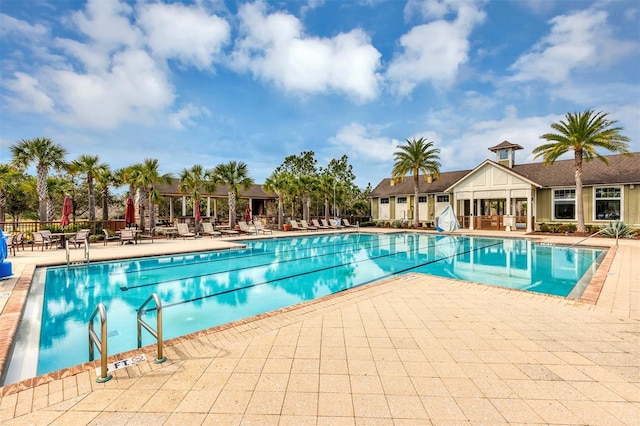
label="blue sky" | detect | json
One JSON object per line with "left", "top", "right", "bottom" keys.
{"left": 1, "top": 0, "right": 639, "bottom": 188}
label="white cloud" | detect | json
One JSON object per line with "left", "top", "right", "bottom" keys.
{"left": 387, "top": 0, "right": 486, "bottom": 95}
{"left": 0, "top": 13, "right": 48, "bottom": 40}
{"left": 230, "top": 1, "right": 382, "bottom": 102}
{"left": 168, "top": 104, "right": 210, "bottom": 129}
{"left": 4, "top": 72, "right": 54, "bottom": 113}
{"left": 329, "top": 123, "right": 400, "bottom": 161}
{"left": 510, "top": 8, "right": 637, "bottom": 84}
{"left": 138, "top": 2, "right": 230, "bottom": 69}
{"left": 70, "top": 0, "right": 142, "bottom": 50}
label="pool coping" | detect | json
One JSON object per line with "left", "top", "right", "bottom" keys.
{"left": 0, "top": 233, "right": 615, "bottom": 396}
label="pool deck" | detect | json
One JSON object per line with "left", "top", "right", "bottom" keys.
{"left": 0, "top": 229, "right": 638, "bottom": 425}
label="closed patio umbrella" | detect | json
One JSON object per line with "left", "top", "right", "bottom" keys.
{"left": 245, "top": 203, "right": 251, "bottom": 223}
{"left": 60, "top": 196, "right": 72, "bottom": 229}
{"left": 125, "top": 198, "right": 135, "bottom": 227}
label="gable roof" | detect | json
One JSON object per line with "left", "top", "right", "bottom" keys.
{"left": 512, "top": 153, "right": 640, "bottom": 187}
{"left": 370, "top": 152, "right": 639, "bottom": 198}
{"left": 445, "top": 159, "right": 542, "bottom": 192}
{"left": 488, "top": 140, "right": 523, "bottom": 152}
{"left": 370, "top": 169, "right": 471, "bottom": 197}
{"left": 156, "top": 179, "right": 276, "bottom": 199}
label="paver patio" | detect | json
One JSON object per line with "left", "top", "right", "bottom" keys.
{"left": 0, "top": 230, "right": 638, "bottom": 425}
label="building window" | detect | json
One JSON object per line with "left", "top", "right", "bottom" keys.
{"left": 418, "top": 196, "right": 427, "bottom": 203}
{"left": 380, "top": 198, "right": 389, "bottom": 204}
{"left": 595, "top": 187, "right": 621, "bottom": 220}
{"left": 553, "top": 189, "right": 575, "bottom": 220}
{"left": 436, "top": 194, "right": 449, "bottom": 203}
{"left": 499, "top": 149, "right": 508, "bottom": 160}
{"left": 397, "top": 197, "right": 407, "bottom": 204}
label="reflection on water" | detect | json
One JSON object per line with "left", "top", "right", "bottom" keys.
{"left": 34, "top": 233, "right": 602, "bottom": 377}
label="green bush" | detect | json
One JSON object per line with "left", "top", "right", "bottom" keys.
{"left": 392, "top": 220, "right": 403, "bottom": 228}
{"left": 539, "top": 223, "right": 549, "bottom": 232}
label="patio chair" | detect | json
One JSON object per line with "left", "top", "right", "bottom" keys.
{"left": 6, "top": 234, "right": 16, "bottom": 256}
{"left": 119, "top": 229, "right": 136, "bottom": 244}
{"left": 40, "top": 230, "right": 61, "bottom": 246}
{"left": 177, "top": 223, "right": 196, "bottom": 239}
{"left": 201, "top": 222, "right": 221, "bottom": 238}
{"left": 13, "top": 232, "right": 25, "bottom": 251}
{"left": 289, "top": 220, "right": 304, "bottom": 231}
{"left": 32, "top": 232, "right": 52, "bottom": 251}
{"left": 238, "top": 221, "right": 256, "bottom": 235}
{"left": 329, "top": 219, "right": 343, "bottom": 229}
{"left": 138, "top": 227, "right": 155, "bottom": 243}
{"left": 342, "top": 219, "right": 357, "bottom": 228}
{"left": 300, "top": 220, "right": 318, "bottom": 231}
{"left": 253, "top": 221, "right": 272, "bottom": 235}
{"left": 312, "top": 219, "right": 329, "bottom": 229}
{"left": 103, "top": 229, "right": 120, "bottom": 245}
{"left": 68, "top": 229, "right": 90, "bottom": 248}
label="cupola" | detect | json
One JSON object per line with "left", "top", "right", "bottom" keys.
{"left": 488, "top": 140, "right": 523, "bottom": 168}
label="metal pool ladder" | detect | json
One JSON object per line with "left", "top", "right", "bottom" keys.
{"left": 88, "top": 303, "right": 112, "bottom": 383}
{"left": 137, "top": 293, "right": 167, "bottom": 364}
{"left": 66, "top": 239, "right": 90, "bottom": 267}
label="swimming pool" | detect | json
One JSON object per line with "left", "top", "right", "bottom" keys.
{"left": 3, "top": 232, "right": 605, "bottom": 384}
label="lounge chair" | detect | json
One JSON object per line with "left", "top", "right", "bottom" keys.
{"left": 201, "top": 222, "right": 222, "bottom": 238}
{"left": 103, "top": 229, "right": 120, "bottom": 245}
{"left": 312, "top": 219, "right": 329, "bottom": 229}
{"left": 238, "top": 221, "right": 256, "bottom": 235}
{"left": 253, "top": 221, "right": 272, "bottom": 235}
{"left": 300, "top": 220, "right": 318, "bottom": 231}
{"left": 177, "top": 223, "right": 196, "bottom": 239}
{"left": 329, "top": 219, "right": 344, "bottom": 229}
{"left": 289, "top": 220, "right": 304, "bottom": 231}
{"left": 322, "top": 219, "right": 338, "bottom": 229}
{"left": 68, "top": 229, "right": 90, "bottom": 248}
{"left": 138, "top": 227, "right": 155, "bottom": 243}
{"left": 32, "top": 231, "right": 52, "bottom": 251}
{"left": 342, "top": 219, "right": 357, "bottom": 227}
{"left": 119, "top": 229, "right": 136, "bottom": 244}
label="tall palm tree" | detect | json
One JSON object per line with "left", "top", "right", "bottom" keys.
{"left": 391, "top": 137, "right": 441, "bottom": 227}
{"left": 10, "top": 137, "right": 67, "bottom": 222}
{"left": 211, "top": 161, "right": 254, "bottom": 228}
{"left": 70, "top": 154, "right": 109, "bottom": 222}
{"left": 94, "top": 167, "right": 116, "bottom": 222}
{"left": 179, "top": 165, "right": 217, "bottom": 233}
{"left": 534, "top": 110, "right": 630, "bottom": 233}
{"left": 132, "top": 159, "right": 173, "bottom": 230}
{"left": 264, "top": 170, "right": 292, "bottom": 230}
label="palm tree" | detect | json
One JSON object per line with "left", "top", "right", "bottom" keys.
{"left": 534, "top": 110, "right": 630, "bottom": 233}
{"left": 391, "top": 137, "right": 441, "bottom": 227}
{"left": 179, "top": 165, "right": 217, "bottom": 233}
{"left": 132, "top": 159, "right": 173, "bottom": 230}
{"left": 94, "top": 167, "right": 116, "bottom": 222}
{"left": 10, "top": 137, "right": 67, "bottom": 222}
{"left": 70, "top": 154, "right": 109, "bottom": 222}
{"left": 211, "top": 161, "right": 254, "bottom": 228}
{"left": 264, "top": 170, "right": 292, "bottom": 230}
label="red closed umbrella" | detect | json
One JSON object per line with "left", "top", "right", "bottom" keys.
{"left": 245, "top": 203, "right": 251, "bottom": 223}
{"left": 60, "top": 196, "right": 72, "bottom": 228}
{"left": 125, "top": 198, "right": 135, "bottom": 227}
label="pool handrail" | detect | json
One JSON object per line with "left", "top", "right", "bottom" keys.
{"left": 137, "top": 293, "right": 167, "bottom": 364}
{"left": 88, "top": 303, "right": 112, "bottom": 383}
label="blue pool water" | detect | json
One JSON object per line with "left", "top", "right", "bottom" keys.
{"left": 10, "top": 233, "right": 605, "bottom": 381}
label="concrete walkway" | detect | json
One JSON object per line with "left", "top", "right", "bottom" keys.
{"left": 0, "top": 230, "right": 638, "bottom": 425}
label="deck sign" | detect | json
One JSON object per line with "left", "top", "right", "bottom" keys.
{"left": 95, "top": 354, "right": 146, "bottom": 376}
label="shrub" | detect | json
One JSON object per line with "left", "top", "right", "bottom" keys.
{"left": 539, "top": 223, "right": 549, "bottom": 232}
{"left": 392, "top": 220, "right": 403, "bottom": 228}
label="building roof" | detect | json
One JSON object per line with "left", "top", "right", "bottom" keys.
{"left": 512, "top": 153, "right": 640, "bottom": 188}
{"left": 156, "top": 179, "right": 277, "bottom": 199}
{"left": 370, "top": 169, "right": 472, "bottom": 197}
{"left": 370, "top": 152, "right": 640, "bottom": 198}
{"left": 488, "top": 140, "right": 523, "bottom": 152}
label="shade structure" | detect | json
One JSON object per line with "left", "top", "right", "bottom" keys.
{"left": 245, "top": 203, "right": 251, "bottom": 223}
{"left": 125, "top": 198, "right": 135, "bottom": 226}
{"left": 60, "top": 196, "right": 72, "bottom": 228}
{"left": 194, "top": 201, "right": 201, "bottom": 222}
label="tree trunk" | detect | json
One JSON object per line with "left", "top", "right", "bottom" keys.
{"left": 228, "top": 191, "right": 236, "bottom": 228}
{"left": 46, "top": 197, "right": 55, "bottom": 222}
{"left": 574, "top": 151, "right": 585, "bottom": 233}
{"left": 37, "top": 164, "right": 48, "bottom": 223}
{"left": 88, "top": 174, "right": 95, "bottom": 221}
{"left": 324, "top": 194, "right": 330, "bottom": 221}
{"left": 102, "top": 189, "right": 109, "bottom": 221}
{"left": 0, "top": 191, "right": 5, "bottom": 223}
{"left": 413, "top": 172, "right": 420, "bottom": 227}
{"left": 278, "top": 195, "right": 283, "bottom": 230}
